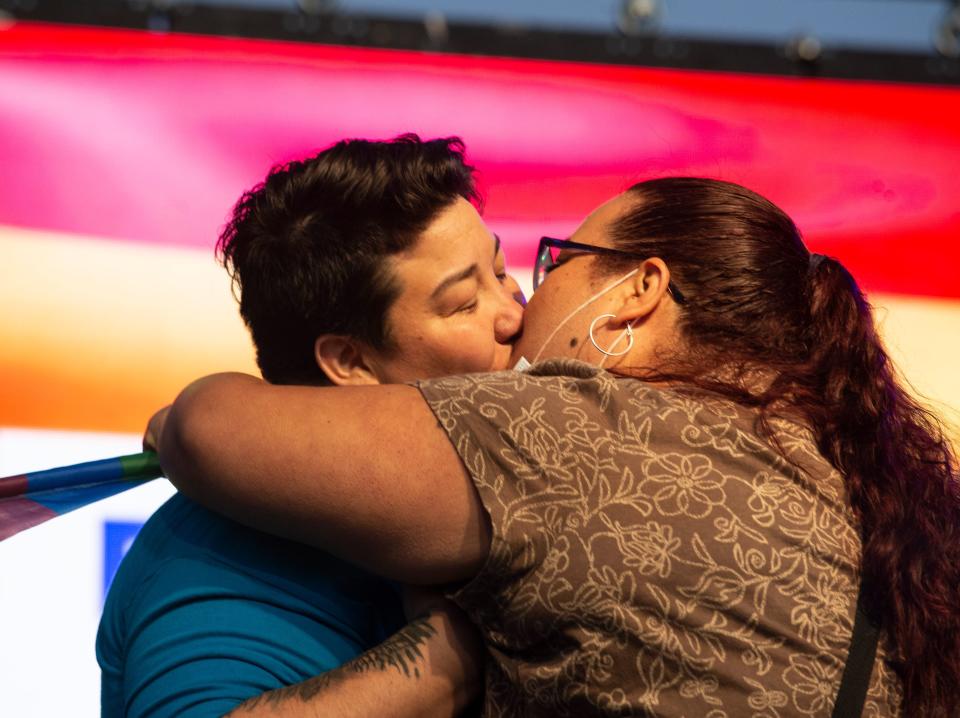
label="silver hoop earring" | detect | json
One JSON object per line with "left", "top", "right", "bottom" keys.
{"left": 589, "top": 313, "right": 634, "bottom": 357}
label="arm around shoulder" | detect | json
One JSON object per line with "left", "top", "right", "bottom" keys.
{"left": 227, "top": 602, "right": 484, "bottom": 718}
{"left": 158, "top": 373, "right": 491, "bottom": 584}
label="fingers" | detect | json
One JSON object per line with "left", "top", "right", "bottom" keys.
{"left": 143, "top": 405, "right": 172, "bottom": 453}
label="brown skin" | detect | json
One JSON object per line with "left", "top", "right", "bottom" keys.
{"left": 143, "top": 199, "right": 525, "bottom": 717}
{"left": 515, "top": 192, "right": 682, "bottom": 369}
{"left": 224, "top": 602, "right": 484, "bottom": 718}
{"left": 153, "top": 376, "right": 488, "bottom": 583}
{"left": 314, "top": 197, "right": 523, "bottom": 386}
{"left": 147, "top": 191, "right": 683, "bottom": 715}
{"left": 149, "top": 190, "right": 682, "bottom": 583}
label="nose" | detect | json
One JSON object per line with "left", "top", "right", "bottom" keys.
{"left": 501, "top": 273, "right": 527, "bottom": 308}
{"left": 495, "top": 274, "right": 525, "bottom": 344}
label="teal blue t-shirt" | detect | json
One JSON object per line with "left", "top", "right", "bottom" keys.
{"left": 97, "top": 492, "right": 404, "bottom": 718}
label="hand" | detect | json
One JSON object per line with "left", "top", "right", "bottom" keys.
{"left": 402, "top": 584, "right": 454, "bottom": 622}
{"left": 401, "top": 584, "right": 485, "bottom": 710}
{"left": 143, "top": 405, "right": 172, "bottom": 453}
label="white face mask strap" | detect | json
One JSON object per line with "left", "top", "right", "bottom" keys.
{"left": 595, "top": 320, "right": 636, "bottom": 368}
{"left": 531, "top": 268, "right": 639, "bottom": 363}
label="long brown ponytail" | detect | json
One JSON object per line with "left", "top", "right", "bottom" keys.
{"left": 803, "top": 257, "right": 960, "bottom": 714}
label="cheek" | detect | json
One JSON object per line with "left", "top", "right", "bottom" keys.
{"left": 434, "top": 324, "right": 499, "bottom": 372}
{"left": 395, "top": 320, "right": 498, "bottom": 378}
{"left": 513, "top": 284, "right": 596, "bottom": 362}
{"left": 517, "top": 287, "right": 565, "bottom": 349}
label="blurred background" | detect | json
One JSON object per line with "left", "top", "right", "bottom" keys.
{"left": 1, "top": 1, "right": 958, "bottom": 714}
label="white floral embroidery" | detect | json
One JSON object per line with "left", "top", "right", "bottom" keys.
{"left": 419, "top": 360, "right": 901, "bottom": 717}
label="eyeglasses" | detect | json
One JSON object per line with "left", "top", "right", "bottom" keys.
{"left": 534, "top": 237, "right": 687, "bottom": 304}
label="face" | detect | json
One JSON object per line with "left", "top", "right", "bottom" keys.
{"left": 511, "top": 192, "right": 636, "bottom": 364}
{"left": 365, "top": 197, "right": 525, "bottom": 383}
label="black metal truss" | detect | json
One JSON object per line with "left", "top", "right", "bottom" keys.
{"left": 2, "top": 0, "right": 957, "bottom": 86}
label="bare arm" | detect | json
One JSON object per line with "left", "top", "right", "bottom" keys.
{"left": 157, "top": 373, "right": 490, "bottom": 584}
{"left": 226, "top": 603, "right": 483, "bottom": 718}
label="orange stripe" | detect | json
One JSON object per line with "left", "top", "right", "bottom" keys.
{"left": 0, "top": 226, "right": 257, "bottom": 432}
{"left": 1, "top": 226, "right": 957, "bottom": 440}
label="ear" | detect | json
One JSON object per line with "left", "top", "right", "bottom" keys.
{"left": 314, "top": 335, "right": 381, "bottom": 386}
{"left": 610, "top": 258, "right": 672, "bottom": 326}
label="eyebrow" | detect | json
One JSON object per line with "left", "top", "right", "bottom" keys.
{"left": 430, "top": 234, "right": 501, "bottom": 302}
{"left": 430, "top": 263, "right": 479, "bottom": 301}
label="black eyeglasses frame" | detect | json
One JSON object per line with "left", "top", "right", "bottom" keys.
{"left": 534, "top": 236, "right": 687, "bottom": 305}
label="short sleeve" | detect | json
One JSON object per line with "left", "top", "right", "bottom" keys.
{"left": 417, "top": 361, "right": 620, "bottom": 637}
{"left": 116, "top": 559, "right": 367, "bottom": 718}
{"left": 416, "top": 361, "right": 890, "bottom": 718}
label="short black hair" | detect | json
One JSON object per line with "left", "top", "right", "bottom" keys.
{"left": 217, "top": 134, "right": 479, "bottom": 384}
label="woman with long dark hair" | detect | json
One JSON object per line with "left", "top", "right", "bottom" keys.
{"left": 595, "top": 178, "right": 960, "bottom": 716}
{"left": 149, "top": 177, "right": 960, "bottom": 716}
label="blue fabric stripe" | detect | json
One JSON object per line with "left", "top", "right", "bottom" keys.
{"left": 25, "top": 457, "right": 127, "bottom": 493}
{"left": 31, "top": 477, "right": 155, "bottom": 514}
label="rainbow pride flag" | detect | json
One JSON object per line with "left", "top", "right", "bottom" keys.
{"left": 0, "top": 452, "right": 163, "bottom": 541}
{"left": 2, "top": 23, "right": 958, "bottom": 440}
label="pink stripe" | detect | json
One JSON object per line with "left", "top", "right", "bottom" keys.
{"left": 0, "top": 497, "right": 58, "bottom": 541}
{"left": 0, "top": 23, "right": 958, "bottom": 298}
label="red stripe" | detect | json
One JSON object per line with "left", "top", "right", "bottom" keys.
{"left": 1, "top": 22, "right": 958, "bottom": 299}
{"left": 0, "top": 475, "right": 28, "bottom": 499}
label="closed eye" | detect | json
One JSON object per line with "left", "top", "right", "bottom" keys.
{"left": 492, "top": 234, "right": 508, "bottom": 283}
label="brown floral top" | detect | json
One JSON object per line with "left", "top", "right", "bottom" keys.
{"left": 418, "top": 360, "right": 902, "bottom": 717}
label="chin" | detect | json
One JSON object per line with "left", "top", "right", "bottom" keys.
{"left": 505, "top": 351, "right": 529, "bottom": 370}
{"left": 489, "top": 349, "right": 517, "bottom": 372}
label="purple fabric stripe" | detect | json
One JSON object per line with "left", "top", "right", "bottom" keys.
{"left": 0, "top": 497, "right": 58, "bottom": 541}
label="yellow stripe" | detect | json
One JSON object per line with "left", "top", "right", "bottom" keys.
{"left": 873, "top": 292, "right": 960, "bottom": 438}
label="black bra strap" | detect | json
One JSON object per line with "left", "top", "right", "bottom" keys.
{"left": 831, "top": 581, "right": 881, "bottom": 717}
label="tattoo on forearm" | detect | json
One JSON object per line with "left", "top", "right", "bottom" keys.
{"left": 350, "top": 616, "right": 437, "bottom": 679}
{"left": 229, "top": 616, "right": 438, "bottom": 714}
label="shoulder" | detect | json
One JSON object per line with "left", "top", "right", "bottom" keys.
{"left": 418, "top": 359, "right": 630, "bottom": 423}
{"left": 99, "top": 499, "right": 405, "bottom": 716}
{"left": 417, "top": 359, "right": 739, "bottom": 442}
{"left": 102, "top": 493, "right": 402, "bottom": 647}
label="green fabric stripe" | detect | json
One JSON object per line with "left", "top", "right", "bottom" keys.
{"left": 118, "top": 452, "right": 163, "bottom": 480}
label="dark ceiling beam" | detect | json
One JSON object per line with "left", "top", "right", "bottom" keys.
{"left": 2, "top": 0, "right": 958, "bottom": 85}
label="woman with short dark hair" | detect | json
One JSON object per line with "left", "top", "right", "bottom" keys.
{"left": 99, "top": 134, "right": 524, "bottom": 718}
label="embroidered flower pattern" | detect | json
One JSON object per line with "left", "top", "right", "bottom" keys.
{"left": 419, "top": 359, "right": 901, "bottom": 717}
{"left": 639, "top": 453, "right": 727, "bottom": 519}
